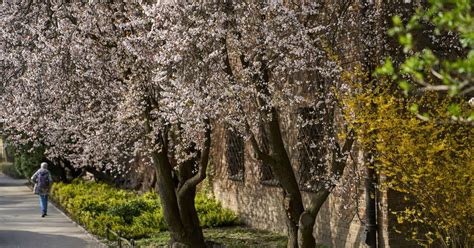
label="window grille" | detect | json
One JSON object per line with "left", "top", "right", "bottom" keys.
{"left": 297, "top": 107, "right": 326, "bottom": 192}
{"left": 258, "top": 126, "right": 279, "bottom": 186}
{"left": 226, "top": 129, "right": 245, "bottom": 181}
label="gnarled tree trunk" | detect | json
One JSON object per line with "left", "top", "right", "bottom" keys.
{"left": 145, "top": 112, "right": 211, "bottom": 247}
{"left": 249, "top": 109, "right": 354, "bottom": 248}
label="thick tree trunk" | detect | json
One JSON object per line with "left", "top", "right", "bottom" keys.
{"left": 151, "top": 150, "right": 208, "bottom": 247}
{"left": 284, "top": 191, "right": 304, "bottom": 248}
{"left": 250, "top": 109, "right": 355, "bottom": 248}
{"left": 268, "top": 114, "right": 307, "bottom": 248}
{"left": 251, "top": 108, "right": 310, "bottom": 248}
{"left": 151, "top": 150, "right": 190, "bottom": 247}
{"left": 177, "top": 189, "right": 206, "bottom": 247}
{"left": 151, "top": 151, "right": 206, "bottom": 247}
{"left": 176, "top": 157, "right": 206, "bottom": 247}
{"left": 298, "top": 211, "right": 317, "bottom": 248}
{"left": 298, "top": 190, "right": 331, "bottom": 248}
{"left": 145, "top": 114, "right": 209, "bottom": 247}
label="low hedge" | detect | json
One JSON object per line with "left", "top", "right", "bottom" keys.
{"left": 51, "top": 179, "right": 238, "bottom": 240}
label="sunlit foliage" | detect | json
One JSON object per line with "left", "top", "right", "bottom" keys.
{"left": 343, "top": 71, "right": 473, "bottom": 247}
{"left": 377, "top": 0, "right": 473, "bottom": 121}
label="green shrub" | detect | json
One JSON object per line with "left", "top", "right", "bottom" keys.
{"left": 133, "top": 208, "right": 166, "bottom": 231}
{"left": 107, "top": 198, "right": 153, "bottom": 224}
{"left": 10, "top": 144, "right": 46, "bottom": 178}
{"left": 195, "top": 194, "right": 238, "bottom": 228}
{"left": 50, "top": 180, "right": 238, "bottom": 240}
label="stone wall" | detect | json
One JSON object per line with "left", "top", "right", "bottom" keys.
{"left": 210, "top": 123, "right": 372, "bottom": 248}
{"left": 210, "top": 124, "right": 417, "bottom": 248}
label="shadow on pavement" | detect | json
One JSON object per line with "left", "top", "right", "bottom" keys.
{"left": 0, "top": 230, "right": 97, "bottom": 248}
{"left": 0, "top": 182, "right": 27, "bottom": 187}
{"left": 0, "top": 196, "right": 22, "bottom": 205}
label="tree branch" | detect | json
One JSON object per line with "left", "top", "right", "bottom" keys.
{"left": 333, "top": 128, "right": 355, "bottom": 174}
{"left": 178, "top": 119, "right": 211, "bottom": 196}
{"left": 246, "top": 122, "right": 275, "bottom": 166}
{"left": 306, "top": 129, "right": 355, "bottom": 216}
{"left": 307, "top": 188, "right": 331, "bottom": 216}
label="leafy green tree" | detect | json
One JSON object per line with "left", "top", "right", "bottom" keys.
{"left": 377, "top": 0, "right": 473, "bottom": 121}
{"left": 9, "top": 143, "right": 45, "bottom": 179}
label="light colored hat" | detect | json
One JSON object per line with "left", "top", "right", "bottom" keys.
{"left": 41, "top": 162, "right": 48, "bottom": 169}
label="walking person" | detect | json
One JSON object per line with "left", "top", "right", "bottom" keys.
{"left": 31, "top": 162, "right": 53, "bottom": 217}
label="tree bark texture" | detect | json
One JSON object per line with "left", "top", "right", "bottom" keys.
{"left": 145, "top": 112, "right": 210, "bottom": 247}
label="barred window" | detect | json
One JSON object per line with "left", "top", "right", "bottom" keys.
{"left": 259, "top": 126, "right": 279, "bottom": 186}
{"left": 297, "top": 107, "right": 325, "bottom": 192}
{"left": 226, "top": 129, "right": 245, "bottom": 181}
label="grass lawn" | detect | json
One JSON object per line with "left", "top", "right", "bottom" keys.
{"left": 136, "top": 226, "right": 288, "bottom": 248}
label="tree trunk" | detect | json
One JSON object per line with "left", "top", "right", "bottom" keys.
{"left": 151, "top": 150, "right": 190, "bottom": 247}
{"left": 262, "top": 108, "right": 310, "bottom": 248}
{"left": 220, "top": 4, "right": 354, "bottom": 245}
{"left": 150, "top": 149, "right": 207, "bottom": 247}
{"left": 270, "top": 125, "right": 307, "bottom": 247}
{"left": 284, "top": 191, "right": 304, "bottom": 248}
{"left": 61, "top": 158, "right": 82, "bottom": 182}
{"left": 177, "top": 157, "right": 206, "bottom": 247}
{"left": 144, "top": 113, "right": 209, "bottom": 247}
{"left": 178, "top": 188, "right": 206, "bottom": 247}
{"left": 298, "top": 190, "right": 331, "bottom": 248}
{"left": 298, "top": 211, "right": 317, "bottom": 248}
{"left": 249, "top": 108, "right": 355, "bottom": 248}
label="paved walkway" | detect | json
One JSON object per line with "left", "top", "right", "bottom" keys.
{"left": 0, "top": 173, "right": 104, "bottom": 248}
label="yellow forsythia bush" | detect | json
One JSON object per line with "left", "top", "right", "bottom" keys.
{"left": 342, "top": 77, "right": 473, "bottom": 247}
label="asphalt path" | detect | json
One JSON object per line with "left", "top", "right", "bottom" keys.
{"left": 0, "top": 173, "right": 103, "bottom": 248}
